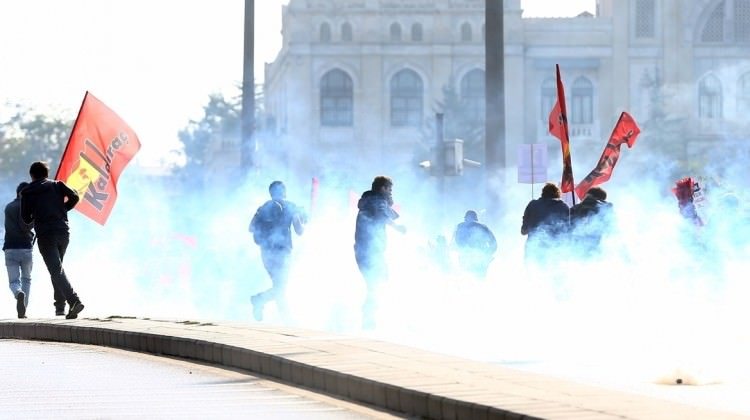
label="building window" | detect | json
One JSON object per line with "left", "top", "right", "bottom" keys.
{"left": 461, "top": 22, "right": 472, "bottom": 42}
{"left": 390, "top": 23, "right": 402, "bottom": 42}
{"left": 571, "top": 77, "right": 593, "bottom": 124}
{"left": 699, "top": 74, "right": 722, "bottom": 119}
{"left": 461, "top": 69, "right": 485, "bottom": 123}
{"left": 701, "top": 1, "right": 725, "bottom": 42}
{"left": 342, "top": 22, "right": 353, "bottom": 42}
{"left": 320, "top": 69, "right": 353, "bottom": 126}
{"left": 738, "top": 72, "right": 750, "bottom": 115}
{"left": 635, "top": 0, "right": 655, "bottom": 38}
{"left": 391, "top": 69, "right": 423, "bottom": 127}
{"left": 411, "top": 23, "right": 423, "bottom": 41}
{"left": 736, "top": 0, "right": 750, "bottom": 42}
{"left": 540, "top": 77, "right": 556, "bottom": 121}
{"left": 320, "top": 23, "right": 331, "bottom": 43}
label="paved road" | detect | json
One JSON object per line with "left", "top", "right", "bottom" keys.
{"left": 0, "top": 339, "right": 401, "bottom": 419}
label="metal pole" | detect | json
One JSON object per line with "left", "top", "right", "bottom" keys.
{"left": 485, "top": 0, "right": 505, "bottom": 210}
{"left": 241, "top": 0, "right": 255, "bottom": 172}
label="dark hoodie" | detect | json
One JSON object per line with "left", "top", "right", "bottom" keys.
{"left": 521, "top": 197, "right": 570, "bottom": 238}
{"left": 354, "top": 190, "right": 398, "bottom": 255}
{"left": 21, "top": 179, "right": 79, "bottom": 237}
{"left": 3, "top": 197, "right": 34, "bottom": 250}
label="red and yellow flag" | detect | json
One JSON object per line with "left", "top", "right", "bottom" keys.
{"left": 548, "top": 64, "right": 575, "bottom": 193}
{"left": 55, "top": 91, "right": 141, "bottom": 225}
{"left": 574, "top": 112, "right": 640, "bottom": 199}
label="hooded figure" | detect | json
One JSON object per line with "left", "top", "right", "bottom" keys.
{"left": 453, "top": 210, "right": 497, "bottom": 278}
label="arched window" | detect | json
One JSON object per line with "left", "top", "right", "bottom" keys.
{"left": 571, "top": 77, "right": 593, "bottom": 124}
{"left": 320, "top": 69, "right": 353, "bottom": 126}
{"left": 699, "top": 74, "right": 722, "bottom": 119}
{"left": 540, "top": 77, "right": 556, "bottom": 121}
{"left": 461, "top": 69, "right": 485, "bottom": 123}
{"left": 342, "top": 22, "right": 353, "bottom": 42}
{"left": 635, "top": 0, "right": 655, "bottom": 38}
{"left": 461, "top": 22, "right": 472, "bottom": 42}
{"left": 411, "top": 23, "right": 423, "bottom": 41}
{"left": 320, "top": 23, "right": 331, "bottom": 43}
{"left": 738, "top": 72, "right": 750, "bottom": 115}
{"left": 390, "top": 23, "right": 402, "bottom": 42}
{"left": 391, "top": 69, "right": 423, "bottom": 127}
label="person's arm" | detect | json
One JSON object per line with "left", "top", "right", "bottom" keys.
{"left": 59, "top": 181, "right": 80, "bottom": 211}
{"left": 20, "top": 194, "right": 33, "bottom": 225}
{"left": 487, "top": 227, "right": 498, "bottom": 254}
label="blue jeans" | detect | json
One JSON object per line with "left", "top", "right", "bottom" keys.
{"left": 5, "top": 248, "right": 32, "bottom": 307}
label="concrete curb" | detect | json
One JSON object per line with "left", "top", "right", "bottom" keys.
{"left": 0, "top": 318, "right": 742, "bottom": 420}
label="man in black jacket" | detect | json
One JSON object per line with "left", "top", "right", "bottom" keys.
{"left": 521, "top": 182, "right": 570, "bottom": 262}
{"left": 354, "top": 175, "right": 405, "bottom": 329}
{"left": 21, "top": 161, "right": 84, "bottom": 319}
{"left": 3, "top": 182, "right": 34, "bottom": 318}
{"left": 453, "top": 210, "right": 497, "bottom": 278}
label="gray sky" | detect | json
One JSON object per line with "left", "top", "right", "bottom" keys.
{"left": 0, "top": 0, "right": 594, "bottom": 166}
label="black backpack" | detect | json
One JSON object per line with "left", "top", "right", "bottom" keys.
{"left": 250, "top": 201, "right": 282, "bottom": 246}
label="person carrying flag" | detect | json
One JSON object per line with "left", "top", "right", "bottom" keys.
{"left": 521, "top": 182, "right": 570, "bottom": 263}
{"left": 569, "top": 186, "right": 614, "bottom": 256}
{"left": 20, "top": 161, "right": 85, "bottom": 319}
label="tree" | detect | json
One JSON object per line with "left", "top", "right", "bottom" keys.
{"left": 0, "top": 104, "right": 72, "bottom": 190}
{"left": 173, "top": 92, "right": 241, "bottom": 186}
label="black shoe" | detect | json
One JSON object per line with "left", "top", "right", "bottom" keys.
{"left": 16, "top": 292, "right": 26, "bottom": 318}
{"left": 250, "top": 295, "right": 263, "bottom": 321}
{"left": 66, "top": 301, "right": 84, "bottom": 319}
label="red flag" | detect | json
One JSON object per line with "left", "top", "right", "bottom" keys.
{"left": 55, "top": 92, "right": 141, "bottom": 225}
{"left": 574, "top": 112, "right": 640, "bottom": 199}
{"left": 548, "top": 64, "right": 575, "bottom": 193}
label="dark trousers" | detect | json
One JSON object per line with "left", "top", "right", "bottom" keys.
{"left": 255, "top": 247, "right": 291, "bottom": 313}
{"left": 36, "top": 232, "right": 78, "bottom": 307}
{"left": 354, "top": 248, "right": 387, "bottom": 325}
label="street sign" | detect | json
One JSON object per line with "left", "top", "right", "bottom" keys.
{"left": 517, "top": 143, "right": 548, "bottom": 184}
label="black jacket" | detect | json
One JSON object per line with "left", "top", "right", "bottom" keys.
{"left": 521, "top": 197, "right": 570, "bottom": 238}
{"left": 21, "top": 179, "right": 79, "bottom": 237}
{"left": 354, "top": 190, "right": 398, "bottom": 255}
{"left": 454, "top": 221, "right": 497, "bottom": 254}
{"left": 3, "top": 198, "right": 34, "bottom": 250}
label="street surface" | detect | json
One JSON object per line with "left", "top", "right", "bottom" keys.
{"left": 0, "top": 339, "right": 401, "bottom": 419}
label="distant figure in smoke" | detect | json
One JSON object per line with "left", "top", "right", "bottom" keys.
{"left": 672, "top": 177, "right": 704, "bottom": 227}
{"left": 354, "top": 175, "right": 406, "bottom": 329}
{"left": 249, "top": 181, "right": 306, "bottom": 322}
{"left": 4, "top": 182, "right": 34, "bottom": 318}
{"left": 21, "top": 161, "right": 84, "bottom": 319}
{"left": 570, "top": 186, "right": 614, "bottom": 256}
{"left": 521, "top": 182, "right": 570, "bottom": 262}
{"left": 453, "top": 210, "right": 497, "bottom": 278}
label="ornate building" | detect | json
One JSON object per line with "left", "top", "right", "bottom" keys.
{"left": 262, "top": 0, "right": 750, "bottom": 193}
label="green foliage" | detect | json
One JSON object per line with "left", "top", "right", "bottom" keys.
{"left": 173, "top": 91, "right": 243, "bottom": 186}
{"left": 0, "top": 104, "right": 72, "bottom": 188}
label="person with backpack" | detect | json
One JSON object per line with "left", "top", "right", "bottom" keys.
{"left": 453, "top": 210, "right": 497, "bottom": 278}
{"left": 248, "top": 181, "right": 306, "bottom": 321}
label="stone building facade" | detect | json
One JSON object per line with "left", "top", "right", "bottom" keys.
{"left": 261, "top": 0, "right": 750, "bottom": 194}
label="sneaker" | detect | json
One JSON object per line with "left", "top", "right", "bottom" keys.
{"left": 66, "top": 301, "right": 84, "bottom": 319}
{"left": 16, "top": 291, "right": 26, "bottom": 319}
{"left": 250, "top": 295, "right": 263, "bottom": 322}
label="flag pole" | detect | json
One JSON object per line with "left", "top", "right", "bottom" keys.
{"left": 54, "top": 91, "right": 90, "bottom": 180}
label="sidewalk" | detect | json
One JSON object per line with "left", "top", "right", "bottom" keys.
{"left": 0, "top": 317, "right": 743, "bottom": 420}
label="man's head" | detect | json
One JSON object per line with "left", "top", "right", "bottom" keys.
{"left": 269, "top": 181, "right": 286, "bottom": 200}
{"left": 29, "top": 161, "right": 49, "bottom": 181}
{"left": 541, "top": 182, "right": 561, "bottom": 199}
{"left": 464, "top": 210, "right": 479, "bottom": 222}
{"left": 16, "top": 182, "right": 29, "bottom": 198}
{"left": 586, "top": 186, "right": 607, "bottom": 201}
{"left": 371, "top": 175, "right": 393, "bottom": 194}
